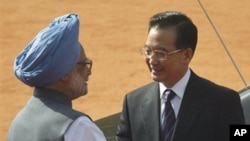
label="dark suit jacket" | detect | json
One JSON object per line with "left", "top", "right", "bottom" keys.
{"left": 116, "top": 71, "right": 245, "bottom": 141}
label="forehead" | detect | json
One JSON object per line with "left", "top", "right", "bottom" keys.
{"left": 78, "top": 47, "right": 87, "bottom": 60}
{"left": 145, "top": 27, "right": 177, "bottom": 50}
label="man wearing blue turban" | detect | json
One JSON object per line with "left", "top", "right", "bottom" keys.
{"left": 8, "top": 14, "right": 106, "bottom": 141}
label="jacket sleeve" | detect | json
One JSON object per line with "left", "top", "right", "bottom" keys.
{"left": 116, "top": 95, "right": 132, "bottom": 141}
{"left": 215, "top": 89, "right": 245, "bottom": 141}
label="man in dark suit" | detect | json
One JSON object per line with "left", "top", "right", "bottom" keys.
{"left": 116, "top": 11, "right": 245, "bottom": 141}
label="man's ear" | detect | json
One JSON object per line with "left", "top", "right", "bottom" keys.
{"left": 183, "top": 48, "right": 193, "bottom": 63}
{"left": 59, "top": 73, "right": 70, "bottom": 83}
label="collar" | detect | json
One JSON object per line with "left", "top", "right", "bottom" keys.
{"left": 33, "top": 87, "right": 72, "bottom": 107}
{"left": 160, "top": 68, "right": 191, "bottom": 99}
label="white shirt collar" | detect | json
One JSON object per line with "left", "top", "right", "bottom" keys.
{"left": 160, "top": 68, "right": 191, "bottom": 99}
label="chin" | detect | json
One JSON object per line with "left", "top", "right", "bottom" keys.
{"left": 81, "top": 86, "right": 88, "bottom": 95}
{"left": 81, "top": 90, "right": 88, "bottom": 96}
{"left": 151, "top": 73, "right": 166, "bottom": 83}
{"left": 151, "top": 74, "right": 160, "bottom": 82}
{"left": 82, "top": 92, "right": 88, "bottom": 96}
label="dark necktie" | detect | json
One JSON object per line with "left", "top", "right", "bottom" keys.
{"left": 161, "top": 89, "right": 176, "bottom": 141}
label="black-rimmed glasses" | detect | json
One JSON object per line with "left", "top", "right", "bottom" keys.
{"left": 77, "top": 58, "right": 92, "bottom": 72}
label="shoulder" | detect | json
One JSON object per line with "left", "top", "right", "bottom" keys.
{"left": 126, "top": 82, "right": 158, "bottom": 97}
{"left": 64, "top": 116, "right": 106, "bottom": 141}
{"left": 121, "top": 82, "right": 159, "bottom": 106}
{"left": 69, "top": 116, "right": 96, "bottom": 128}
{"left": 190, "top": 71, "right": 239, "bottom": 97}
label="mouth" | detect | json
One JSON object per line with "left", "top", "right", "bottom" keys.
{"left": 85, "top": 77, "right": 89, "bottom": 82}
{"left": 82, "top": 80, "right": 88, "bottom": 86}
{"left": 151, "top": 67, "right": 164, "bottom": 75}
{"left": 84, "top": 81, "right": 88, "bottom": 84}
{"left": 151, "top": 66, "right": 162, "bottom": 72}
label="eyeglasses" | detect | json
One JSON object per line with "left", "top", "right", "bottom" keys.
{"left": 140, "top": 47, "right": 184, "bottom": 61}
{"left": 77, "top": 58, "right": 92, "bottom": 72}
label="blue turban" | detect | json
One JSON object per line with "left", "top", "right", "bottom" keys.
{"left": 14, "top": 14, "right": 81, "bottom": 87}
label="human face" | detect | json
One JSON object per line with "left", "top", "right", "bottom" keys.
{"left": 68, "top": 49, "right": 92, "bottom": 99}
{"left": 145, "top": 27, "right": 187, "bottom": 87}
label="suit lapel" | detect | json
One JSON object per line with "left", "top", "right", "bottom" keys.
{"left": 172, "top": 71, "right": 206, "bottom": 141}
{"left": 140, "top": 82, "right": 161, "bottom": 141}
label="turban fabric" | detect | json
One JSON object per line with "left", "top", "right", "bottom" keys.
{"left": 14, "top": 14, "right": 81, "bottom": 87}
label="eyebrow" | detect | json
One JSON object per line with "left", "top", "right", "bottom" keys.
{"left": 144, "top": 44, "right": 169, "bottom": 51}
{"left": 77, "top": 57, "right": 87, "bottom": 63}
